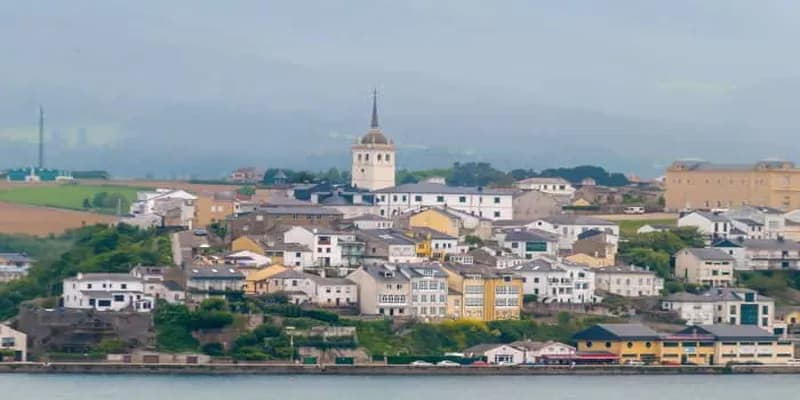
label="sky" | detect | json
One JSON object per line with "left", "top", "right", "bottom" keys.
{"left": 2, "top": 1, "right": 800, "bottom": 178}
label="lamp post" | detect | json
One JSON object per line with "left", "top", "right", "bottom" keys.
{"left": 285, "top": 326, "right": 296, "bottom": 363}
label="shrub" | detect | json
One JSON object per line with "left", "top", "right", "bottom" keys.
{"left": 201, "top": 342, "right": 225, "bottom": 357}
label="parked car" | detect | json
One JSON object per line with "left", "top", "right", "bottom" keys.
{"left": 436, "top": 360, "right": 461, "bottom": 367}
{"left": 410, "top": 360, "right": 434, "bottom": 366}
{"left": 784, "top": 359, "right": 800, "bottom": 366}
{"left": 469, "top": 361, "right": 489, "bottom": 367}
{"left": 624, "top": 360, "right": 645, "bottom": 366}
{"left": 496, "top": 361, "right": 517, "bottom": 366}
{"left": 623, "top": 206, "right": 645, "bottom": 214}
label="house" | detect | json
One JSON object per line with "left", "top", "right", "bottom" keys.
{"left": 62, "top": 273, "right": 155, "bottom": 312}
{"left": 144, "top": 280, "right": 185, "bottom": 305}
{"left": 511, "top": 258, "right": 596, "bottom": 304}
{"left": 263, "top": 243, "right": 315, "bottom": 269}
{"left": 245, "top": 264, "right": 289, "bottom": 295}
{"left": 129, "top": 189, "right": 197, "bottom": 229}
{"left": 372, "top": 182, "right": 514, "bottom": 220}
{"left": 512, "top": 190, "right": 570, "bottom": 221}
{"left": 511, "top": 340, "right": 576, "bottom": 364}
{"left": 514, "top": 177, "right": 576, "bottom": 196}
{"left": 466, "top": 246, "right": 528, "bottom": 269}
{"left": 283, "top": 226, "right": 344, "bottom": 267}
{"left": 593, "top": 265, "right": 664, "bottom": 297}
{"left": 265, "top": 270, "right": 358, "bottom": 307}
{"left": 463, "top": 343, "right": 526, "bottom": 365}
{"left": 229, "top": 167, "right": 263, "bottom": 183}
{"left": 347, "top": 264, "right": 410, "bottom": 317}
{"left": 674, "top": 325, "right": 793, "bottom": 365}
{"left": 356, "top": 229, "right": 421, "bottom": 264}
{"left": 408, "top": 227, "right": 462, "bottom": 260}
{"left": 227, "top": 206, "right": 344, "bottom": 239}
{"left": 0, "top": 324, "right": 26, "bottom": 361}
{"left": 674, "top": 248, "right": 735, "bottom": 287}
{"left": 0, "top": 253, "right": 34, "bottom": 283}
{"left": 223, "top": 250, "right": 272, "bottom": 268}
{"left": 342, "top": 213, "right": 393, "bottom": 230}
{"left": 405, "top": 207, "right": 494, "bottom": 239}
{"left": 442, "top": 263, "right": 523, "bottom": 321}
{"left": 712, "top": 238, "right": 800, "bottom": 270}
{"left": 195, "top": 191, "right": 239, "bottom": 228}
{"left": 662, "top": 288, "right": 774, "bottom": 329}
{"left": 185, "top": 266, "right": 245, "bottom": 301}
{"left": 529, "top": 215, "right": 619, "bottom": 251}
{"left": 660, "top": 292, "right": 717, "bottom": 325}
{"left": 495, "top": 229, "right": 559, "bottom": 259}
{"left": 573, "top": 323, "right": 662, "bottom": 364}
{"left": 570, "top": 230, "right": 617, "bottom": 267}
{"left": 678, "top": 211, "right": 731, "bottom": 240}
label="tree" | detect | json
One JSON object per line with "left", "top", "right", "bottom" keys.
{"left": 82, "top": 198, "right": 91, "bottom": 208}
{"left": 464, "top": 235, "right": 483, "bottom": 248}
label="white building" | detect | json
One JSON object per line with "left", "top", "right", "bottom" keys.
{"left": 514, "top": 177, "right": 576, "bottom": 196}
{"left": 0, "top": 253, "right": 33, "bottom": 283}
{"left": 347, "top": 264, "right": 410, "bottom": 317}
{"left": 528, "top": 215, "right": 619, "bottom": 251}
{"left": 223, "top": 250, "right": 272, "bottom": 268}
{"left": 356, "top": 229, "right": 421, "bottom": 264}
{"left": 712, "top": 238, "right": 800, "bottom": 270}
{"left": 511, "top": 340, "right": 576, "bottom": 364}
{"left": 662, "top": 288, "right": 775, "bottom": 329}
{"left": 724, "top": 206, "right": 786, "bottom": 239}
{"left": 283, "top": 226, "right": 344, "bottom": 267}
{"left": 495, "top": 229, "right": 559, "bottom": 259}
{"left": 185, "top": 266, "right": 245, "bottom": 301}
{"left": 512, "top": 258, "right": 596, "bottom": 304}
{"left": 463, "top": 343, "right": 526, "bottom": 365}
{"left": 351, "top": 91, "right": 396, "bottom": 191}
{"left": 342, "top": 214, "right": 393, "bottom": 230}
{"left": 373, "top": 182, "right": 514, "bottom": 221}
{"left": 129, "top": 189, "right": 197, "bottom": 229}
{"left": 594, "top": 265, "right": 664, "bottom": 297}
{"left": 62, "top": 273, "right": 154, "bottom": 312}
{"left": 267, "top": 270, "right": 358, "bottom": 307}
{"left": 0, "top": 323, "right": 26, "bottom": 361}
{"left": 678, "top": 211, "right": 731, "bottom": 240}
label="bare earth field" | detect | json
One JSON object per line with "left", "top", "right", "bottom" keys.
{"left": 0, "top": 202, "right": 118, "bottom": 236}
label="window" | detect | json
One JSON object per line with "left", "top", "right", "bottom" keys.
{"left": 459, "top": 196, "right": 466, "bottom": 203}
{"left": 386, "top": 154, "right": 391, "bottom": 162}
{"left": 98, "top": 300, "right": 112, "bottom": 307}
{"left": 494, "top": 211, "right": 501, "bottom": 218}
{"left": 113, "top": 295, "right": 125, "bottom": 302}
{"left": 121, "top": 283, "right": 127, "bottom": 290}
{"left": 436, "top": 196, "right": 445, "bottom": 202}
{"left": 377, "top": 154, "right": 382, "bottom": 161}
{"left": 494, "top": 197, "right": 500, "bottom": 204}
{"left": 87, "top": 283, "right": 93, "bottom": 289}
{"left": 365, "top": 154, "right": 369, "bottom": 161}
{"left": 414, "top": 195, "right": 422, "bottom": 202}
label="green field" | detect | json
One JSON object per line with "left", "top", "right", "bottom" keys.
{"left": 0, "top": 184, "right": 141, "bottom": 213}
{"left": 619, "top": 218, "right": 676, "bottom": 237}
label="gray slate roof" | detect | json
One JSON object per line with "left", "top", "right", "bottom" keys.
{"left": 504, "top": 229, "right": 558, "bottom": 242}
{"left": 259, "top": 206, "right": 343, "bottom": 216}
{"left": 373, "top": 182, "right": 510, "bottom": 195}
{"left": 186, "top": 266, "right": 245, "bottom": 280}
{"left": 683, "top": 248, "right": 735, "bottom": 261}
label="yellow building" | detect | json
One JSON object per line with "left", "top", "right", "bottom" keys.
{"left": 665, "top": 160, "right": 800, "bottom": 211}
{"left": 442, "top": 263, "right": 522, "bottom": 321}
{"left": 244, "top": 264, "right": 288, "bottom": 295}
{"left": 231, "top": 236, "right": 266, "bottom": 255}
{"left": 408, "top": 208, "right": 460, "bottom": 238}
{"left": 195, "top": 192, "right": 237, "bottom": 228}
{"left": 565, "top": 253, "right": 611, "bottom": 268}
{"left": 573, "top": 324, "right": 662, "bottom": 364}
{"left": 574, "top": 324, "right": 795, "bottom": 365}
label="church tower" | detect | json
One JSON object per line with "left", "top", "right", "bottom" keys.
{"left": 351, "top": 90, "right": 396, "bottom": 191}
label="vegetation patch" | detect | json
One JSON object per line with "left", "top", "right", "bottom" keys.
{"left": 0, "top": 184, "right": 141, "bottom": 214}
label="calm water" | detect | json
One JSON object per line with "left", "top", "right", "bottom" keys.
{"left": 1, "top": 374, "right": 798, "bottom": 399}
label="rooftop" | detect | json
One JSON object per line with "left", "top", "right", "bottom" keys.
{"left": 503, "top": 229, "right": 558, "bottom": 242}
{"left": 356, "top": 229, "right": 417, "bottom": 246}
{"left": 373, "top": 182, "right": 511, "bottom": 196}
{"left": 186, "top": 266, "right": 245, "bottom": 280}
{"left": 573, "top": 324, "right": 661, "bottom": 341}
{"left": 682, "top": 248, "right": 736, "bottom": 261}
{"left": 678, "top": 325, "right": 776, "bottom": 341}
{"left": 539, "top": 215, "right": 617, "bottom": 226}
{"left": 259, "top": 206, "right": 343, "bottom": 216}
{"left": 65, "top": 273, "right": 140, "bottom": 282}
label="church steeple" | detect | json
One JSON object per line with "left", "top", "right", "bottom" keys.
{"left": 370, "top": 89, "right": 379, "bottom": 128}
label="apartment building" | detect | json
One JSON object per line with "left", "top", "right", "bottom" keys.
{"left": 594, "top": 266, "right": 664, "bottom": 297}
{"left": 443, "top": 263, "right": 523, "bottom": 321}
{"left": 662, "top": 288, "right": 774, "bottom": 329}
{"left": 664, "top": 160, "right": 800, "bottom": 212}
{"left": 512, "top": 258, "right": 596, "bottom": 304}
{"left": 62, "top": 273, "right": 154, "bottom": 312}
{"left": 674, "top": 248, "right": 735, "bottom": 287}
{"left": 372, "top": 182, "right": 514, "bottom": 220}
{"left": 713, "top": 238, "right": 800, "bottom": 270}
{"left": 347, "top": 264, "right": 410, "bottom": 317}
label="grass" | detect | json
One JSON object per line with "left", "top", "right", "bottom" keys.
{"left": 619, "top": 218, "right": 676, "bottom": 237}
{"left": 0, "top": 184, "right": 141, "bottom": 213}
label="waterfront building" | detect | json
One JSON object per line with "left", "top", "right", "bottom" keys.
{"left": 0, "top": 323, "right": 26, "bottom": 361}
{"left": 62, "top": 273, "right": 154, "bottom": 312}
{"left": 573, "top": 323, "right": 662, "bottom": 364}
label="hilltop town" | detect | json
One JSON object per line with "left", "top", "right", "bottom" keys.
{"left": 3, "top": 96, "right": 800, "bottom": 369}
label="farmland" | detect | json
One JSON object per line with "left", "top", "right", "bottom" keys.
{"left": 0, "top": 202, "right": 118, "bottom": 236}
{"left": 0, "top": 183, "right": 141, "bottom": 212}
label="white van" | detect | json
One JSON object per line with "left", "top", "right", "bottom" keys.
{"left": 623, "top": 206, "right": 645, "bottom": 214}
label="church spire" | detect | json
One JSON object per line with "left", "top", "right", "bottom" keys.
{"left": 370, "top": 89, "right": 379, "bottom": 128}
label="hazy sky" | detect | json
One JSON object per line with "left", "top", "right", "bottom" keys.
{"left": 2, "top": 1, "right": 800, "bottom": 178}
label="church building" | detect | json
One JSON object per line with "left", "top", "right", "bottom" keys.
{"left": 351, "top": 91, "right": 396, "bottom": 191}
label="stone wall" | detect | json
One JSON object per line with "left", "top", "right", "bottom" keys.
{"left": 16, "top": 304, "right": 154, "bottom": 357}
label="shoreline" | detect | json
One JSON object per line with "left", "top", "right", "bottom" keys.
{"left": 2, "top": 362, "right": 800, "bottom": 376}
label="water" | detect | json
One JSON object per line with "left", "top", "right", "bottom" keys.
{"left": 1, "top": 374, "right": 798, "bottom": 399}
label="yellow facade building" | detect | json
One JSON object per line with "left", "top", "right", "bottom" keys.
{"left": 442, "top": 263, "right": 522, "bottom": 321}
{"left": 408, "top": 208, "right": 460, "bottom": 238}
{"left": 231, "top": 236, "right": 265, "bottom": 255}
{"left": 244, "top": 264, "right": 288, "bottom": 295}
{"left": 574, "top": 324, "right": 662, "bottom": 364}
{"left": 665, "top": 160, "right": 800, "bottom": 211}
